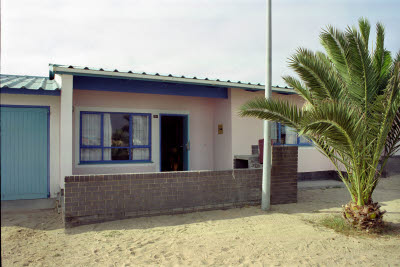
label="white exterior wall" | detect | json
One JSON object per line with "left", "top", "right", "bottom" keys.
{"left": 72, "top": 89, "right": 215, "bottom": 175}
{"left": 0, "top": 93, "right": 61, "bottom": 197}
{"left": 58, "top": 74, "right": 74, "bottom": 189}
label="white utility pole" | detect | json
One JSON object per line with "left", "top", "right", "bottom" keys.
{"left": 262, "top": 0, "right": 272, "bottom": 211}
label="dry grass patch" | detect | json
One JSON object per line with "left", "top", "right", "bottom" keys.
{"left": 310, "top": 215, "right": 400, "bottom": 238}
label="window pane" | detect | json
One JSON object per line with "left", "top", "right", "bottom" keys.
{"left": 104, "top": 148, "right": 129, "bottom": 160}
{"left": 279, "top": 124, "right": 286, "bottom": 144}
{"left": 81, "top": 149, "right": 102, "bottom": 161}
{"left": 285, "top": 126, "right": 298, "bottom": 144}
{"left": 104, "top": 113, "right": 130, "bottom": 147}
{"left": 131, "top": 148, "right": 150, "bottom": 160}
{"left": 82, "top": 114, "right": 101, "bottom": 146}
{"left": 132, "top": 115, "right": 149, "bottom": 145}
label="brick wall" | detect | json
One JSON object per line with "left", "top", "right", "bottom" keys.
{"left": 271, "top": 146, "right": 298, "bottom": 204}
{"left": 64, "top": 146, "right": 297, "bottom": 227}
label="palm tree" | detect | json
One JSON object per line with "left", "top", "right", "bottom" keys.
{"left": 240, "top": 18, "right": 400, "bottom": 230}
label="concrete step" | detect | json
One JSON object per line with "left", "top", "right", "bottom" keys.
{"left": 1, "top": 198, "right": 56, "bottom": 213}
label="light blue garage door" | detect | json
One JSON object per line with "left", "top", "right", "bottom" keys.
{"left": 1, "top": 106, "right": 49, "bottom": 200}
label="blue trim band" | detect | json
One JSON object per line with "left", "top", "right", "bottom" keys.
{"left": 101, "top": 113, "right": 104, "bottom": 161}
{"left": 80, "top": 160, "right": 153, "bottom": 165}
{"left": 47, "top": 107, "right": 50, "bottom": 197}
{"left": 0, "top": 104, "right": 51, "bottom": 108}
{"left": 73, "top": 75, "right": 228, "bottom": 99}
{"left": 1, "top": 88, "right": 60, "bottom": 96}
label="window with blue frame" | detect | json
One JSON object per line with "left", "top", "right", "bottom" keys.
{"left": 271, "top": 122, "right": 312, "bottom": 146}
{"left": 80, "top": 111, "right": 151, "bottom": 163}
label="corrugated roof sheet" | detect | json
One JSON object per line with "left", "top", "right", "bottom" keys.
{"left": 50, "top": 64, "right": 295, "bottom": 93}
{"left": 0, "top": 74, "right": 60, "bottom": 91}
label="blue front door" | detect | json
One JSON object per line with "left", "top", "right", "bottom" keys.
{"left": 1, "top": 106, "right": 49, "bottom": 200}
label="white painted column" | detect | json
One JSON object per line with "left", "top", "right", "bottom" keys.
{"left": 57, "top": 74, "right": 73, "bottom": 189}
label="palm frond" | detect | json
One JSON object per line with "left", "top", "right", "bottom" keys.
{"left": 383, "top": 62, "right": 400, "bottom": 157}
{"left": 358, "top": 17, "right": 370, "bottom": 49}
{"left": 300, "top": 102, "right": 360, "bottom": 158}
{"left": 282, "top": 76, "right": 314, "bottom": 105}
{"left": 320, "top": 26, "right": 351, "bottom": 83}
{"left": 288, "top": 48, "right": 342, "bottom": 101}
{"left": 385, "top": 107, "right": 400, "bottom": 156}
{"left": 373, "top": 22, "right": 392, "bottom": 92}
{"left": 239, "top": 97, "right": 302, "bottom": 130}
{"left": 240, "top": 18, "right": 398, "bottom": 207}
{"left": 391, "top": 51, "right": 400, "bottom": 73}
{"left": 344, "top": 26, "right": 378, "bottom": 113}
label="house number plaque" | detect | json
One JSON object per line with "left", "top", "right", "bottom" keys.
{"left": 218, "top": 124, "right": 223, "bottom": 134}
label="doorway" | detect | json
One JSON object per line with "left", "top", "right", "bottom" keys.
{"left": 160, "top": 114, "right": 189, "bottom": 172}
{"left": 1, "top": 106, "right": 49, "bottom": 200}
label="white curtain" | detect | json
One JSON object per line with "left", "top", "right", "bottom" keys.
{"left": 81, "top": 114, "right": 102, "bottom": 161}
{"left": 103, "top": 114, "right": 112, "bottom": 160}
{"left": 132, "top": 115, "right": 149, "bottom": 160}
{"left": 286, "top": 126, "right": 298, "bottom": 144}
{"left": 81, "top": 149, "right": 102, "bottom": 161}
{"left": 132, "top": 148, "right": 150, "bottom": 160}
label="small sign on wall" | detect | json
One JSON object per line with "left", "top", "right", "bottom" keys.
{"left": 218, "top": 124, "right": 223, "bottom": 134}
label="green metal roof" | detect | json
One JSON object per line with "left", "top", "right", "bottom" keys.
{"left": 0, "top": 74, "right": 60, "bottom": 91}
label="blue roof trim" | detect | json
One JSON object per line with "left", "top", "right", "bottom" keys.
{"left": 51, "top": 64, "right": 298, "bottom": 95}
{"left": 74, "top": 75, "right": 228, "bottom": 99}
{"left": 54, "top": 70, "right": 297, "bottom": 95}
{"left": 56, "top": 71, "right": 249, "bottom": 91}
{"left": 0, "top": 88, "right": 61, "bottom": 96}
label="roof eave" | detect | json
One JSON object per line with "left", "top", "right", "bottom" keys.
{"left": 50, "top": 65, "right": 296, "bottom": 94}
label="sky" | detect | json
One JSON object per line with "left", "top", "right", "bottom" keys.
{"left": 1, "top": 0, "right": 399, "bottom": 86}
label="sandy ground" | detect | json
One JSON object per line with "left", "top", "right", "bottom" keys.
{"left": 1, "top": 175, "right": 400, "bottom": 267}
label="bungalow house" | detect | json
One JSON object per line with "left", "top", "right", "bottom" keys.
{"left": 0, "top": 64, "right": 335, "bottom": 201}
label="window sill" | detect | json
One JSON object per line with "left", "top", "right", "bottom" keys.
{"left": 273, "top": 143, "right": 313, "bottom": 147}
{"left": 79, "top": 160, "right": 153, "bottom": 165}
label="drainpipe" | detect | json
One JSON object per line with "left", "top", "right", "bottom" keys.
{"left": 262, "top": 0, "right": 272, "bottom": 211}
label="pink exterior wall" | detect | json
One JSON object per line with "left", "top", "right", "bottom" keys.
{"left": 71, "top": 86, "right": 336, "bottom": 175}
{"left": 213, "top": 89, "right": 233, "bottom": 170}
{"left": 298, "top": 147, "right": 336, "bottom": 172}
{"left": 72, "top": 90, "right": 216, "bottom": 175}
{"left": 230, "top": 89, "right": 265, "bottom": 157}
{"left": 230, "top": 90, "right": 305, "bottom": 157}
{"left": 229, "top": 89, "right": 335, "bottom": 173}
